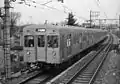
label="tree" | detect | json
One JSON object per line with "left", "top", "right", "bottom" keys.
{"left": 10, "top": 12, "right": 21, "bottom": 37}
{"left": 66, "top": 12, "right": 77, "bottom": 26}
{"left": 0, "top": 9, "right": 21, "bottom": 37}
{"left": 10, "top": 12, "right": 21, "bottom": 27}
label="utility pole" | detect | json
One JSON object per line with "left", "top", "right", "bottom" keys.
{"left": 90, "top": 10, "right": 92, "bottom": 28}
{"left": 119, "top": 15, "right": 120, "bottom": 30}
{"left": 99, "top": 19, "right": 101, "bottom": 29}
{"left": 4, "top": 0, "right": 11, "bottom": 79}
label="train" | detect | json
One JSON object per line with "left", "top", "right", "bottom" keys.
{"left": 22, "top": 24, "right": 108, "bottom": 67}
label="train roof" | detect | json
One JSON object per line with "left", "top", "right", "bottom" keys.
{"left": 23, "top": 24, "right": 107, "bottom": 32}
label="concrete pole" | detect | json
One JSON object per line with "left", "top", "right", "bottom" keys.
{"left": 4, "top": 0, "right": 11, "bottom": 79}
{"left": 119, "top": 15, "right": 120, "bottom": 30}
{"left": 90, "top": 10, "right": 92, "bottom": 28}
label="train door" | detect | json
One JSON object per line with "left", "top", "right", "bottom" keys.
{"left": 79, "top": 33, "right": 82, "bottom": 49}
{"left": 47, "top": 35, "right": 59, "bottom": 63}
{"left": 87, "top": 32, "right": 89, "bottom": 45}
{"left": 60, "top": 34, "right": 65, "bottom": 60}
{"left": 85, "top": 31, "right": 88, "bottom": 48}
{"left": 24, "top": 35, "right": 36, "bottom": 62}
{"left": 72, "top": 31, "right": 76, "bottom": 55}
{"left": 82, "top": 31, "right": 87, "bottom": 49}
{"left": 67, "top": 34, "right": 72, "bottom": 57}
{"left": 37, "top": 35, "right": 46, "bottom": 62}
{"left": 89, "top": 32, "right": 93, "bottom": 45}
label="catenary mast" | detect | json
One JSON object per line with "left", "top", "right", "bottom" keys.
{"left": 4, "top": 0, "right": 11, "bottom": 79}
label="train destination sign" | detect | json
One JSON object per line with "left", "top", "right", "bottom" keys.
{"left": 36, "top": 28, "right": 46, "bottom": 32}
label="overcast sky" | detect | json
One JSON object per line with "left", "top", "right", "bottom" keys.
{"left": 0, "top": 0, "right": 120, "bottom": 25}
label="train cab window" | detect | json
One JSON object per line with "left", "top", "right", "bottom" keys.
{"left": 24, "top": 35, "right": 34, "bottom": 47}
{"left": 47, "top": 35, "right": 58, "bottom": 48}
{"left": 38, "top": 35, "right": 45, "bottom": 47}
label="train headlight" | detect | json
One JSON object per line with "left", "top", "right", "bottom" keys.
{"left": 27, "top": 51, "right": 30, "bottom": 55}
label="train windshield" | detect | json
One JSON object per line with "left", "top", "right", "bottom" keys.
{"left": 38, "top": 35, "right": 45, "bottom": 47}
{"left": 47, "top": 35, "right": 58, "bottom": 48}
{"left": 24, "top": 35, "right": 34, "bottom": 47}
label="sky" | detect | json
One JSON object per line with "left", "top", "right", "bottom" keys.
{"left": 0, "top": 0, "right": 120, "bottom": 25}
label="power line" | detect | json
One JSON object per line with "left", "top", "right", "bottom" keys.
{"left": 12, "top": 0, "right": 87, "bottom": 21}
{"left": 16, "top": 0, "right": 65, "bottom": 12}
{"left": 93, "top": 0, "right": 108, "bottom": 19}
{"left": 26, "top": 0, "right": 52, "bottom": 5}
{"left": 40, "top": 0, "right": 52, "bottom": 5}
{"left": 13, "top": 1, "right": 45, "bottom": 9}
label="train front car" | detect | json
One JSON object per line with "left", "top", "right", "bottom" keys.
{"left": 23, "top": 24, "right": 60, "bottom": 67}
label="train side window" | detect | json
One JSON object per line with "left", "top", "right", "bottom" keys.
{"left": 67, "top": 34, "right": 71, "bottom": 47}
{"left": 47, "top": 35, "right": 58, "bottom": 48}
{"left": 73, "top": 32, "right": 75, "bottom": 44}
{"left": 24, "top": 35, "right": 34, "bottom": 47}
{"left": 38, "top": 35, "right": 45, "bottom": 47}
{"left": 75, "top": 33, "right": 77, "bottom": 43}
{"left": 79, "top": 33, "right": 82, "bottom": 43}
{"left": 82, "top": 34, "right": 87, "bottom": 41}
{"left": 77, "top": 32, "right": 79, "bottom": 43}
{"left": 61, "top": 35, "right": 65, "bottom": 48}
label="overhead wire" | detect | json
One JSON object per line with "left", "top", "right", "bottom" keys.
{"left": 94, "top": 0, "right": 108, "bottom": 19}
{"left": 12, "top": 0, "right": 87, "bottom": 22}
{"left": 12, "top": 0, "right": 65, "bottom": 13}
{"left": 25, "top": 0, "right": 68, "bottom": 13}
{"left": 26, "top": 0, "right": 52, "bottom": 5}
{"left": 12, "top": 1, "right": 45, "bottom": 10}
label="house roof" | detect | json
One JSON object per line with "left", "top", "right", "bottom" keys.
{"left": 10, "top": 46, "right": 23, "bottom": 50}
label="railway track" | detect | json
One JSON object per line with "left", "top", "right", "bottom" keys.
{"left": 17, "top": 49, "right": 103, "bottom": 84}
{"left": 69, "top": 45, "right": 111, "bottom": 84}
{"left": 48, "top": 35, "right": 113, "bottom": 84}
{"left": 17, "top": 35, "right": 110, "bottom": 84}
{"left": 23, "top": 72, "right": 51, "bottom": 84}
{"left": 17, "top": 68, "right": 59, "bottom": 84}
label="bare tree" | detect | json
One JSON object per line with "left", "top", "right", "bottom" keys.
{"left": 10, "top": 12, "right": 21, "bottom": 37}
{"left": 10, "top": 12, "right": 21, "bottom": 26}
